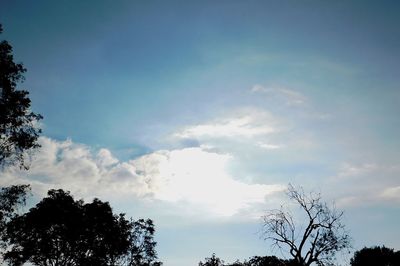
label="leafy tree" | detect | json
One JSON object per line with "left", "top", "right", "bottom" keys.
{"left": 122, "top": 218, "right": 162, "bottom": 266}
{"left": 224, "top": 256, "right": 294, "bottom": 266}
{"left": 245, "top": 255, "right": 290, "bottom": 266}
{"left": 199, "top": 253, "right": 224, "bottom": 266}
{"left": 0, "top": 185, "right": 30, "bottom": 230}
{"left": 4, "top": 189, "right": 86, "bottom": 265}
{"left": 0, "top": 184, "right": 30, "bottom": 261}
{"left": 79, "top": 198, "right": 132, "bottom": 266}
{"left": 350, "top": 246, "right": 400, "bottom": 266}
{"left": 199, "top": 255, "right": 294, "bottom": 266}
{"left": 0, "top": 24, "right": 42, "bottom": 169}
{"left": 3, "top": 189, "right": 162, "bottom": 266}
{"left": 226, "top": 259, "right": 245, "bottom": 266}
{"left": 262, "top": 184, "right": 351, "bottom": 266}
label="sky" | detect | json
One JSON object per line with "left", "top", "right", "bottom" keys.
{"left": 1, "top": 0, "right": 400, "bottom": 265}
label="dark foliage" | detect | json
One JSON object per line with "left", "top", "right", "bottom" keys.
{"left": 350, "top": 246, "right": 400, "bottom": 266}
{"left": 199, "top": 254, "right": 296, "bottom": 266}
{"left": 199, "top": 253, "right": 224, "bottom": 266}
{"left": 0, "top": 184, "right": 30, "bottom": 251}
{"left": 0, "top": 24, "right": 42, "bottom": 169}
{"left": 262, "top": 184, "right": 351, "bottom": 266}
{"left": 3, "top": 189, "right": 162, "bottom": 266}
{"left": 123, "top": 218, "right": 161, "bottom": 266}
{"left": 0, "top": 185, "right": 30, "bottom": 223}
{"left": 244, "top": 255, "right": 292, "bottom": 266}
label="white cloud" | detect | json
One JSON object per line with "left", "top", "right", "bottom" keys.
{"left": 337, "top": 163, "right": 378, "bottom": 178}
{"left": 96, "top": 148, "right": 119, "bottom": 168}
{"left": 250, "top": 84, "right": 307, "bottom": 106}
{"left": 336, "top": 185, "right": 400, "bottom": 208}
{"left": 380, "top": 186, "right": 400, "bottom": 202}
{"left": 175, "top": 109, "right": 279, "bottom": 139}
{"left": 330, "top": 162, "right": 400, "bottom": 207}
{"left": 0, "top": 137, "right": 150, "bottom": 199}
{"left": 134, "top": 148, "right": 284, "bottom": 216}
{"left": 1, "top": 137, "right": 284, "bottom": 217}
{"left": 250, "top": 84, "right": 268, "bottom": 93}
{"left": 257, "top": 142, "right": 282, "bottom": 150}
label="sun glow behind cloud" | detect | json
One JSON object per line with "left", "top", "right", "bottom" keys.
{"left": 1, "top": 137, "right": 284, "bottom": 217}
{"left": 136, "top": 148, "right": 283, "bottom": 216}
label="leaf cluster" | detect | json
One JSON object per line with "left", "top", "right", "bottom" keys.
{"left": 350, "top": 246, "right": 400, "bottom": 266}
{"left": 0, "top": 184, "right": 30, "bottom": 252}
{"left": 0, "top": 24, "right": 42, "bottom": 169}
{"left": 199, "top": 254, "right": 295, "bottom": 266}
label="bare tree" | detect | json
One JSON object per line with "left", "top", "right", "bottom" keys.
{"left": 262, "top": 184, "right": 351, "bottom": 266}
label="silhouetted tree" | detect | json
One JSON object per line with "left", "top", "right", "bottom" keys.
{"left": 226, "top": 259, "right": 245, "bottom": 266}
{"left": 199, "top": 255, "right": 295, "bottom": 266}
{"left": 350, "top": 246, "right": 400, "bottom": 266}
{"left": 0, "top": 24, "right": 42, "bottom": 169}
{"left": 246, "top": 255, "right": 290, "bottom": 266}
{"left": 121, "top": 218, "right": 162, "bottom": 266}
{"left": 0, "top": 184, "right": 30, "bottom": 261}
{"left": 199, "top": 253, "right": 224, "bottom": 266}
{"left": 262, "top": 184, "right": 351, "bottom": 266}
{"left": 4, "top": 189, "right": 87, "bottom": 265}
{"left": 0, "top": 185, "right": 30, "bottom": 230}
{"left": 3, "top": 189, "right": 162, "bottom": 266}
{"left": 78, "top": 198, "right": 132, "bottom": 266}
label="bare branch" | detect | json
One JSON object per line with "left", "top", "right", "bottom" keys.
{"left": 262, "top": 184, "right": 351, "bottom": 266}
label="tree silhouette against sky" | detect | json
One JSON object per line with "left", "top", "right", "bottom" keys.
{"left": 0, "top": 24, "right": 42, "bottom": 169}
{"left": 262, "top": 185, "right": 351, "bottom": 266}
{"left": 3, "top": 189, "right": 162, "bottom": 266}
{"left": 350, "top": 246, "right": 400, "bottom": 266}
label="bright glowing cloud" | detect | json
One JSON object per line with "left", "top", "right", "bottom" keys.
{"left": 134, "top": 148, "right": 284, "bottom": 216}
{"left": 0, "top": 137, "right": 284, "bottom": 217}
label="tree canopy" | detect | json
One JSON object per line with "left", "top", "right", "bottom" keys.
{"left": 350, "top": 246, "right": 400, "bottom": 266}
{"left": 0, "top": 24, "right": 42, "bottom": 169}
{"left": 198, "top": 254, "right": 295, "bottom": 266}
{"left": 245, "top": 256, "right": 291, "bottom": 266}
{"left": 3, "top": 189, "right": 162, "bottom": 266}
{"left": 0, "top": 185, "right": 30, "bottom": 224}
{"left": 199, "top": 253, "right": 224, "bottom": 266}
{"left": 0, "top": 184, "right": 30, "bottom": 255}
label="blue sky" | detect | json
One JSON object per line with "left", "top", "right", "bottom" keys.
{"left": 1, "top": 1, "right": 400, "bottom": 265}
